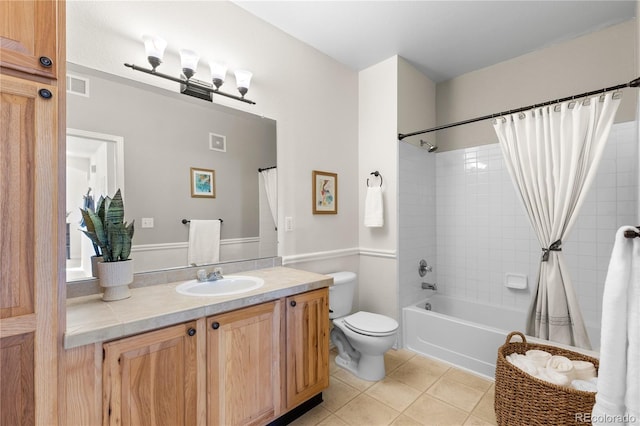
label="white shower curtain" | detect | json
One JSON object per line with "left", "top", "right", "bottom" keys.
{"left": 493, "top": 92, "right": 621, "bottom": 349}
{"left": 260, "top": 168, "right": 277, "bottom": 230}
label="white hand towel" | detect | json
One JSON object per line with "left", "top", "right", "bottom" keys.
{"left": 592, "top": 226, "right": 639, "bottom": 426}
{"left": 536, "top": 366, "right": 571, "bottom": 387}
{"left": 187, "top": 219, "right": 221, "bottom": 266}
{"left": 572, "top": 360, "right": 597, "bottom": 381}
{"left": 546, "top": 355, "right": 575, "bottom": 381}
{"left": 526, "top": 349, "right": 552, "bottom": 368}
{"left": 364, "top": 186, "right": 383, "bottom": 227}
{"left": 506, "top": 353, "right": 538, "bottom": 376}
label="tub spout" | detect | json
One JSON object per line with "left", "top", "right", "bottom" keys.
{"left": 421, "top": 282, "right": 437, "bottom": 291}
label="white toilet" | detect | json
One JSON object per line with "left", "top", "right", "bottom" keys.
{"left": 328, "top": 271, "right": 399, "bottom": 381}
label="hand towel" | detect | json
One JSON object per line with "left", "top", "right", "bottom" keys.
{"left": 187, "top": 219, "right": 221, "bottom": 266}
{"left": 526, "top": 349, "right": 552, "bottom": 368}
{"left": 592, "top": 226, "right": 639, "bottom": 426}
{"left": 546, "top": 355, "right": 575, "bottom": 381}
{"left": 364, "top": 186, "right": 383, "bottom": 227}
{"left": 572, "top": 360, "right": 597, "bottom": 381}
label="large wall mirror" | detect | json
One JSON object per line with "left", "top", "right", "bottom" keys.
{"left": 66, "top": 64, "right": 277, "bottom": 281}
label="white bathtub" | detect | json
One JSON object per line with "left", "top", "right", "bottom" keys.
{"left": 402, "top": 295, "right": 526, "bottom": 378}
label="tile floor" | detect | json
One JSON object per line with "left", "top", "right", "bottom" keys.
{"left": 292, "top": 349, "right": 497, "bottom": 426}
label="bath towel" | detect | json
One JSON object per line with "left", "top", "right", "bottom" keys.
{"left": 592, "top": 226, "right": 639, "bottom": 426}
{"left": 526, "top": 349, "right": 551, "bottom": 368}
{"left": 187, "top": 219, "right": 221, "bottom": 266}
{"left": 572, "top": 360, "right": 597, "bottom": 381}
{"left": 536, "top": 366, "right": 571, "bottom": 387}
{"left": 546, "top": 355, "right": 575, "bottom": 381}
{"left": 506, "top": 353, "right": 538, "bottom": 376}
{"left": 364, "top": 186, "right": 383, "bottom": 227}
{"left": 572, "top": 379, "right": 598, "bottom": 393}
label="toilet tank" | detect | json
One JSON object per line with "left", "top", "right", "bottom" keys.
{"left": 327, "top": 271, "right": 357, "bottom": 319}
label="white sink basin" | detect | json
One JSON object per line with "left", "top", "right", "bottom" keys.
{"left": 175, "top": 275, "right": 264, "bottom": 297}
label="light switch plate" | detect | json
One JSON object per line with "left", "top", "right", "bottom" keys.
{"left": 141, "top": 217, "right": 154, "bottom": 228}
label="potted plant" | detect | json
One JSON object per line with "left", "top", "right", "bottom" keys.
{"left": 80, "top": 189, "right": 135, "bottom": 301}
{"left": 80, "top": 188, "right": 103, "bottom": 277}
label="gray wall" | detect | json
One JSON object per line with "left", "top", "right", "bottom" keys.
{"left": 67, "top": 64, "right": 276, "bottom": 245}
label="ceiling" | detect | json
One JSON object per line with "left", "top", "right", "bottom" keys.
{"left": 233, "top": 1, "right": 636, "bottom": 83}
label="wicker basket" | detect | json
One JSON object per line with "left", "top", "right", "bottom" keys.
{"left": 494, "top": 331, "right": 599, "bottom": 426}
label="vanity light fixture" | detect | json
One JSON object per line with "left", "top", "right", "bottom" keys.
{"left": 125, "top": 34, "right": 256, "bottom": 105}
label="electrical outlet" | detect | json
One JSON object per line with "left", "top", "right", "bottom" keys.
{"left": 284, "top": 216, "right": 294, "bottom": 232}
{"left": 141, "top": 217, "right": 154, "bottom": 228}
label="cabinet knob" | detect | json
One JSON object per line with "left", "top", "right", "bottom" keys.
{"left": 211, "top": 322, "right": 220, "bottom": 330}
{"left": 187, "top": 328, "right": 196, "bottom": 336}
{"left": 39, "top": 56, "right": 53, "bottom": 68}
{"left": 38, "top": 89, "right": 53, "bottom": 99}
{"left": 290, "top": 301, "right": 297, "bottom": 307}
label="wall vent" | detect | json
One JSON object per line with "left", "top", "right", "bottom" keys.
{"left": 66, "top": 74, "right": 90, "bottom": 97}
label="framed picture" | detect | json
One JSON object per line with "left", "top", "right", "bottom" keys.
{"left": 312, "top": 170, "right": 338, "bottom": 214}
{"left": 190, "top": 167, "right": 216, "bottom": 198}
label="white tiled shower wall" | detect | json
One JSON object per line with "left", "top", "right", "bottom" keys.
{"left": 430, "top": 120, "right": 638, "bottom": 338}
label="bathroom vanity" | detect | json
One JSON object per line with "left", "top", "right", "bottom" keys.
{"left": 63, "top": 267, "right": 331, "bottom": 425}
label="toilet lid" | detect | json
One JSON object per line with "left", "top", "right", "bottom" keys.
{"left": 343, "top": 311, "right": 398, "bottom": 336}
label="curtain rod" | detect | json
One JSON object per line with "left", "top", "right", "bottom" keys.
{"left": 397, "top": 77, "right": 640, "bottom": 141}
{"left": 258, "top": 166, "right": 276, "bottom": 172}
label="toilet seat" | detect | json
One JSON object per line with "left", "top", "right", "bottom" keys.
{"left": 342, "top": 311, "right": 398, "bottom": 337}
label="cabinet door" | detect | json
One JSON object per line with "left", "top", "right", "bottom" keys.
{"left": 207, "top": 301, "right": 282, "bottom": 426}
{"left": 0, "top": 0, "right": 58, "bottom": 78}
{"left": 0, "top": 74, "right": 58, "bottom": 425}
{"left": 103, "top": 321, "right": 205, "bottom": 426}
{"left": 286, "top": 288, "right": 330, "bottom": 409}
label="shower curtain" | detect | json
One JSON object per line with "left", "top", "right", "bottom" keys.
{"left": 259, "top": 168, "right": 277, "bottom": 229}
{"left": 493, "top": 92, "right": 621, "bottom": 349}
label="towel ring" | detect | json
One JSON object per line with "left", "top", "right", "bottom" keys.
{"left": 367, "top": 171, "right": 383, "bottom": 187}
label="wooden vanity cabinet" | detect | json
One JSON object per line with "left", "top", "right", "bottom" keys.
{"left": 0, "top": 0, "right": 59, "bottom": 79}
{"left": 285, "top": 288, "right": 330, "bottom": 410}
{"left": 207, "top": 300, "right": 283, "bottom": 426}
{"left": 102, "top": 320, "right": 206, "bottom": 426}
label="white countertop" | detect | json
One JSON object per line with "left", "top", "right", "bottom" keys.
{"left": 65, "top": 267, "right": 332, "bottom": 349}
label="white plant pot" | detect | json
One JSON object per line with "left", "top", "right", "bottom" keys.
{"left": 91, "top": 255, "right": 103, "bottom": 278}
{"left": 98, "top": 259, "right": 134, "bottom": 301}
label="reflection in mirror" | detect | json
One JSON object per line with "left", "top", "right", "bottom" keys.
{"left": 66, "top": 64, "right": 277, "bottom": 281}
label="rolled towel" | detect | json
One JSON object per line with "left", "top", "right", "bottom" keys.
{"left": 572, "top": 360, "right": 597, "bottom": 381}
{"left": 507, "top": 353, "right": 539, "bottom": 376}
{"left": 536, "top": 366, "right": 571, "bottom": 387}
{"left": 572, "top": 379, "right": 598, "bottom": 393}
{"left": 526, "top": 349, "right": 552, "bottom": 368}
{"left": 546, "top": 355, "right": 575, "bottom": 381}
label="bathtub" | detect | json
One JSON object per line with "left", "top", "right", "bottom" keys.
{"left": 403, "top": 295, "right": 526, "bottom": 378}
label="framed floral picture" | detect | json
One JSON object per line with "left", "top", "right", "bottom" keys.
{"left": 190, "top": 167, "right": 216, "bottom": 198}
{"left": 312, "top": 170, "right": 338, "bottom": 214}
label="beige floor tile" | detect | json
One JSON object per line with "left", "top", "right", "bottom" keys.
{"left": 391, "top": 414, "right": 423, "bottom": 426}
{"left": 318, "top": 414, "right": 349, "bottom": 426}
{"left": 291, "top": 405, "right": 333, "bottom": 426}
{"left": 366, "top": 377, "right": 422, "bottom": 412}
{"left": 470, "top": 390, "right": 497, "bottom": 425}
{"left": 385, "top": 352, "right": 407, "bottom": 373}
{"left": 388, "top": 348, "right": 416, "bottom": 363}
{"left": 329, "top": 350, "right": 340, "bottom": 375}
{"left": 404, "top": 394, "right": 469, "bottom": 426}
{"left": 322, "top": 376, "right": 361, "bottom": 412}
{"left": 334, "top": 394, "right": 401, "bottom": 426}
{"left": 331, "top": 368, "right": 376, "bottom": 392}
{"left": 427, "top": 377, "right": 484, "bottom": 412}
{"left": 443, "top": 369, "right": 493, "bottom": 393}
{"left": 464, "top": 415, "right": 495, "bottom": 426}
{"left": 389, "top": 356, "right": 449, "bottom": 392}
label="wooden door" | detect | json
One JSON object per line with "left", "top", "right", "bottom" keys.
{"left": 285, "top": 288, "right": 330, "bottom": 409}
{"left": 207, "top": 301, "right": 282, "bottom": 426}
{"left": 0, "top": 74, "right": 58, "bottom": 425}
{"left": 0, "top": 0, "right": 59, "bottom": 78}
{"left": 103, "top": 321, "right": 205, "bottom": 426}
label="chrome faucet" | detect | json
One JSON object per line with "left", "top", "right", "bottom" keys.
{"left": 196, "top": 268, "right": 224, "bottom": 282}
{"left": 421, "top": 282, "right": 437, "bottom": 291}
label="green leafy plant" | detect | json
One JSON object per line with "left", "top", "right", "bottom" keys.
{"left": 79, "top": 189, "right": 135, "bottom": 262}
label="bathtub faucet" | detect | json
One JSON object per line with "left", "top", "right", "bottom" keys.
{"left": 421, "top": 282, "right": 437, "bottom": 291}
